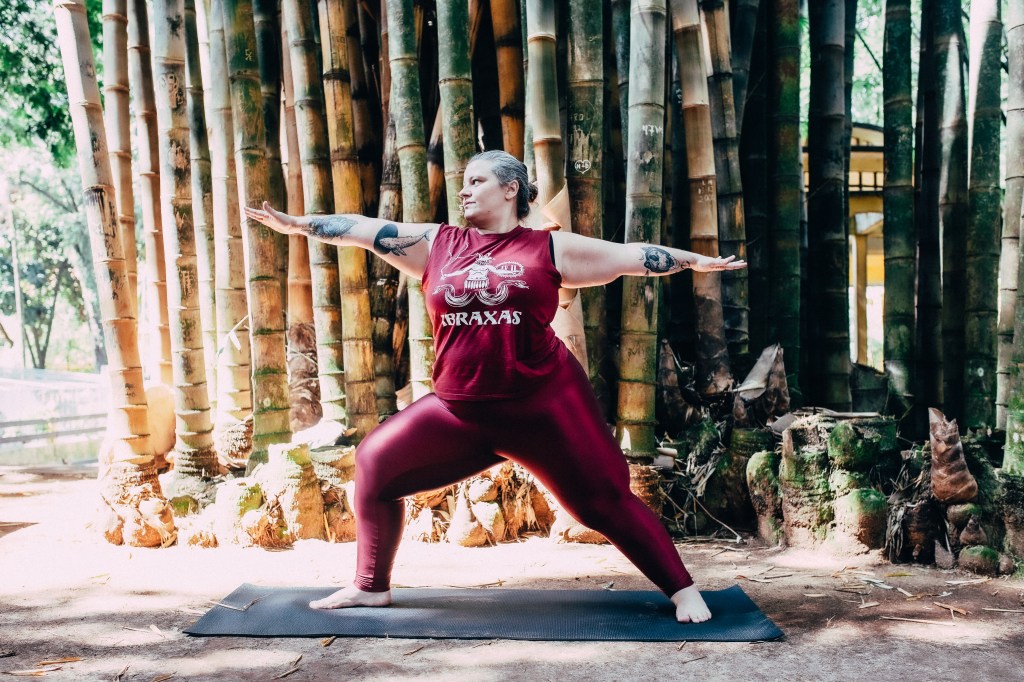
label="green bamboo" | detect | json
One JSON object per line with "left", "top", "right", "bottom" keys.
{"left": 567, "top": 0, "right": 608, "bottom": 403}
{"left": 387, "top": 0, "right": 434, "bottom": 400}
{"left": 343, "top": 0, "right": 381, "bottom": 217}
{"left": 437, "top": 0, "right": 476, "bottom": 222}
{"left": 151, "top": 0, "right": 218, "bottom": 483}
{"left": 371, "top": 112, "right": 401, "bottom": 416}
{"left": 731, "top": 0, "right": 759, "bottom": 131}
{"left": 202, "top": 0, "right": 253, "bottom": 436}
{"left": 964, "top": 0, "right": 1002, "bottom": 429}
{"left": 54, "top": 0, "right": 167, "bottom": 539}
{"left": 768, "top": 0, "right": 802, "bottom": 399}
{"left": 807, "top": 0, "right": 851, "bottom": 410}
{"left": 184, "top": 0, "right": 218, "bottom": 413}
{"left": 1000, "top": 0, "right": 1024, "bottom": 429}
{"left": 916, "top": 0, "right": 942, "bottom": 413}
{"left": 221, "top": 0, "right": 292, "bottom": 464}
{"left": 520, "top": 0, "right": 535, "bottom": 180}
{"left": 611, "top": 0, "right": 630, "bottom": 164}
{"left": 318, "top": 0, "right": 378, "bottom": 439}
{"left": 670, "top": 0, "right": 731, "bottom": 394}
{"left": 101, "top": 0, "right": 139, "bottom": 316}
{"left": 127, "top": 0, "right": 173, "bottom": 385}
{"left": 526, "top": 0, "right": 563, "bottom": 204}
{"left": 615, "top": 0, "right": 667, "bottom": 463}
{"left": 935, "top": 0, "right": 968, "bottom": 420}
{"left": 490, "top": 0, "right": 525, "bottom": 159}
{"left": 253, "top": 0, "right": 289, "bottom": 308}
{"left": 700, "top": 0, "right": 749, "bottom": 369}
{"left": 882, "top": 0, "right": 915, "bottom": 419}
{"left": 283, "top": 0, "right": 345, "bottom": 426}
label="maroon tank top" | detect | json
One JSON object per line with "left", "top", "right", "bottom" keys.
{"left": 422, "top": 223, "right": 568, "bottom": 400}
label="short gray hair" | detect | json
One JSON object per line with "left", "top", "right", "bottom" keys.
{"left": 469, "top": 150, "right": 538, "bottom": 219}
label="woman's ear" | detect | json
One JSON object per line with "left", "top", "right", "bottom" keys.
{"left": 506, "top": 179, "right": 519, "bottom": 200}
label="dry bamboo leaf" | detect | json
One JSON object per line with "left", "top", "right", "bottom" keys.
{"left": 982, "top": 608, "right": 1024, "bottom": 613}
{"left": 3, "top": 667, "right": 62, "bottom": 677}
{"left": 152, "top": 674, "right": 174, "bottom": 682}
{"left": 289, "top": 655, "right": 302, "bottom": 667}
{"left": 932, "top": 602, "right": 968, "bottom": 616}
{"left": 321, "top": 636, "right": 336, "bottom": 647}
{"left": 681, "top": 656, "right": 708, "bottom": 664}
{"left": 272, "top": 667, "right": 299, "bottom": 680}
{"left": 885, "top": 572, "right": 914, "bottom": 577}
{"left": 113, "top": 664, "right": 130, "bottom": 681}
{"left": 945, "top": 578, "right": 991, "bottom": 586}
{"left": 858, "top": 602, "right": 881, "bottom": 609}
{"left": 148, "top": 625, "right": 166, "bottom": 639}
{"left": 403, "top": 646, "right": 425, "bottom": 656}
{"left": 178, "top": 608, "right": 207, "bottom": 616}
{"left": 0, "top": 652, "right": 13, "bottom": 659}
{"left": 896, "top": 588, "right": 915, "bottom": 597}
{"left": 35, "top": 658, "right": 81, "bottom": 666}
{"left": 880, "top": 616, "right": 957, "bottom": 627}
{"left": 803, "top": 594, "right": 828, "bottom": 598}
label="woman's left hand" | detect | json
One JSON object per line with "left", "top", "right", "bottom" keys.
{"left": 692, "top": 254, "right": 747, "bottom": 272}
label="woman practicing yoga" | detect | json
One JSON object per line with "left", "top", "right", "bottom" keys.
{"left": 243, "top": 150, "right": 746, "bottom": 623}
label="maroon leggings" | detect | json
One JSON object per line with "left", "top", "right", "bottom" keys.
{"left": 352, "top": 356, "right": 694, "bottom": 596}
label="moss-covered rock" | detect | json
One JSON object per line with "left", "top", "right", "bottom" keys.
{"left": 946, "top": 503, "right": 984, "bottom": 530}
{"left": 828, "top": 422, "right": 880, "bottom": 471}
{"left": 957, "top": 545, "right": 1001, "bottom": 576}
{"left": 213, "top": 479, "right": 264, "bottom": 544}
{"left": 829, "top": 469, "right": 870, "bottom": 497}
{"left": 780, "top": 441, "right": 833, "bottom": 546}
{"left": 832, "top": 488, "right": 888, "bottom": 550}
{"left": 747, "top": 450, "right": 783, "bottom": 545}
{"left": 1005, "top": 410, "right": 1024, "bottom": 473}
{"left": 1000, "top": 472, "right": 1024, "bottom": 559}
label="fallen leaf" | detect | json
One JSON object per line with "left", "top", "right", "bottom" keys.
{"left": 320, "top": 636, "right": 336, "bottom": 647}
{"left": 3, "top": 667, "right": 63, "bottom": 677}
{"left": 152, "top": 674, "right": 174, "bottom": 682}
{"left": 289, "top": 655, "right": 302, "bottom": 667}
{"left": 858, "top": 602, "right": 881, "bottom": 609}
{"left": 945, "top": 578, "right": 991, "bottom": 586}
{"left": 34, "top": 659, "right": 81, "bottom": 666}
{"left": 403, "top": 646, "right": 425, "bottom": 656}
{"left": 932, "top": 602, "right": 968, "bottom": 616}
{"left": 885, "top": 572, "right": 913, "bottom": 578}
{"left": 881, "top": 616, "right": 957, "bottom": 627}
{"left": 981, "top": 607, "right": 1024, "bottom": 613}
{"left": 149, "top": 625, "right": 166, "bottom": 639}
{"left": 896, "top": 588, "right": 915, "bottom": 598}
{"left": 803, "top": 594, "right": 828, "bottom": 598}
{"left": 271, "top": 667, "right": 299, "bottom": 680}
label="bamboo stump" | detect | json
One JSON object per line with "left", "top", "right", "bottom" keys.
{"left": 98, "top": 460, "right": 175, "bottom": 547}
{"left": 746, "top": 450, "right": 783, "bottom": 545}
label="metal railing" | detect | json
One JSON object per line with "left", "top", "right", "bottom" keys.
{"left": 0, "top": 413, "right": 106, "bottom": 446}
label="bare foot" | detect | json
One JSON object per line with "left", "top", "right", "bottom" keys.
{"left": 670, "top": 585, "right": 712, "bottom": 623}
{"left": 309, "top": 585, "right": 392, "bottom": 610}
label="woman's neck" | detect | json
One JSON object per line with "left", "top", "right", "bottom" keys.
{"left": 469, "top": 216, "right": 520, "bottom": 234}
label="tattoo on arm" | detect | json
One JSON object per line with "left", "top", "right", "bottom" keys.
{"left": 306, "top": 215, "right": 358, "bottom": 241}
{"left": 641, "top": 246, "right": 689, "bottom": 274}
{"left": 373, "top": 224, "right": 432, "bottom": 256}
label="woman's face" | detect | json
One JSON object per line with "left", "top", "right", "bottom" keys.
{"left": 459, "top": 160, "right": 517, "bottom": 224}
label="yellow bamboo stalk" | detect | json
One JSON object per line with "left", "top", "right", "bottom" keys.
{"left": 490, "top": 0, "right": 525, "bottom": 159}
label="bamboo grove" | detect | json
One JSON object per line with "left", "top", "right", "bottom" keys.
{"left": 53, "top": 0, "right": 1024, "bottom": 526}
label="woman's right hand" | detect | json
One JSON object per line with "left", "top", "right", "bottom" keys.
{"left": 243, "top": 201, "right": 304, "bottom": 235}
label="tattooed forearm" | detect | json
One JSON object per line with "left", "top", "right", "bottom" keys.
{"left": 373, "top": 223, "right": 432, "bottom": 256}
{"left": 305, "top": 215, "right": 359, "bottom": 242}
{"left": 641, "top": 246, "right": 690, "bottom": 274}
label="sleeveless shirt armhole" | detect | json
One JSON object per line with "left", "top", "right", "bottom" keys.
{"left": 548, "top": 232, "right": 556, "bottom": 268}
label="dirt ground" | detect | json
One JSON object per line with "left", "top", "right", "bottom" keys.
{"left": 1, "top": 462, "right": 1023, "bottom": 681}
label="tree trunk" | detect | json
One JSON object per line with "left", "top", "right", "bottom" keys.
{"left": 730, "top": 0, "right": 759, "bottom": 133}
{"left": 127, "top": 0, "right": 173, "bottom": 385}
{"left": 437, "top": 0, "right": 476, "bottom": 221}
{"left": 387, "top": 0, "right": 434, "bottom": 400}
{"left": 283, "top": 0, "right": 346, "bottom": 425}
{"left": 615, "top": 0, "right": 667, "bottom": 463}
{"left": 54, "top": 0, "right": 171, "bottom": 545}
{"left": 319, "top": 0, "right": 379, "bottom": 440}
{"left": 490, "top": 0, "right": 525, "bottom": 159}
{"left": 916, "top": 0, "right": 942, "bottom": 414}
{"left": 700, "top": 0, "right": 749, "bottom": 370}
{"left": 741, "top": 0, "right": 768, "bottom": 355}
{"left": 184, "top": 0, "right": 219, "bottom": 413}
{"left": 964, "top": 0, "right": 1001, "bottom": 429}
{"left": 807, "top": 0, "right": 851, "bottom": 410}
{"left": 768, "top": 0, "right": 802, "bottom": 400}
{"left": 101, "top": 0, "right": 139, "bottom": 315}
{"left": 882, "top": 0, "right": 915, "bottom": 423}
{"left": 253, "top": 0, "right": 289, "bottom": 308}
{"left": 221, "top": 0, "right": 292, "bottom": 465}
{"left": 567, "top": 0, "right": 609, "bottom": 407}
{"left": 671, "top": 0, "right": 731, "bottom": 395}
{"left": 1000, "top": 0, "right": 1024, "bottom": 429}
{"left": 151, "top": 0, "right": 219, "bottom": 489}
{"left": 202, "top": 0, "right": 253, "bottom": 456}
{"left": 935, "top": 0, "right": 968, "bottom": 421}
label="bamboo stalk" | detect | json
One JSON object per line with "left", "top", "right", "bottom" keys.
{"left": 526, "top": 0, "right": 564, "bottom": 205}
{"left": 202, "top": 0, "right": 253, "bottom": 434}
{"left": 371, "top": 111, "right": 401, "bottom": 416}
{"left": 731, "top": 0, "right": 759, "bottom": 132}
{"left": 344, "top": 0, "right": 381, "bottom": 217}
{"left": 151, "top": 0, "right": 218, "bottom": 479}
{"left": 611, "top": 0, "right": 630, "bottom": 161}
{"left": 882, "top": 0, "right": 915, "bottom": 422}
{"left": 700, "top": 0, "right": 749, "bottom": 369}
{"left": 490, "top": 0, "right": 525, "bottom": 159}
{"left": 807, "top": 0, "right": 851, "bottom": 410}
{"left": 520, "top": 0, "right": 535, "bottom": 180}
{"left": 615, "top": 0, "right": 668, "bottom": 463}
{"left": 740, "top": 0, "right": 767, "bottom": 354}
{"left": 221, "top": 0, "right": 292, "bottom": 464}
{"left": 101, "top": 0, "right": 139, "bottom": 316}
{"left": 127, "top": 0, "right": 173, "bottom": 385}
{"left": 184, "top": 0, "right": 219, "bottom": 413}
{"left": 54, "top": 0, "right": 167, "bottom": 539}
{"left": 319, "top": 0, "right": 379, "bottom": 439}
{"left": 437, "top": 0, "right": 476, "bottom": 222}
{"left": 387, "top": 0, "right": 434, "bottom": 400}
{"left": 964, "top": 0, "right": 1001, "bottom": 429}
{"left": 935, "top": 0, "right": 968, "bottom": 420}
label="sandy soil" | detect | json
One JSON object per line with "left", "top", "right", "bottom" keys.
{"left": 1, "top": 462, "right": 1023, "bottom": 681}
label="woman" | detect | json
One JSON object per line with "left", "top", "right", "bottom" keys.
{"left": 244, "top": 150, "right": 745, "bottom": 623}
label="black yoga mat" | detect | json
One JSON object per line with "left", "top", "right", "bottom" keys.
{"left": 185, "top": 583, "right": 782, "bottom": 642}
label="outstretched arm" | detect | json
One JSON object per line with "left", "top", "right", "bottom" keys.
{"left": 243, "top": 202, "right": 439, "bottom": 278}
{"left": 551, "top": 231, "right": 746, "bottom": 288}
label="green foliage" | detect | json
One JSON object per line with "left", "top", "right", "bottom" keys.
{"left": 0, "top": 0, "right": 103, "bottom": 166}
